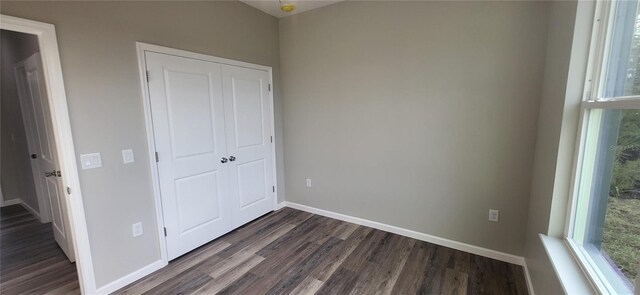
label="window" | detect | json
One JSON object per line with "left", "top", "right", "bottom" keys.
{"left": 568, "top": 1, "right": 640, "bottom": 294}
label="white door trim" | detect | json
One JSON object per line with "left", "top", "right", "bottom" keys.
{"left": 135, "top": 42, "right": 278, "bottom": 266}
{"left": 0, "top": 15, "right": 94, "bottom": 294}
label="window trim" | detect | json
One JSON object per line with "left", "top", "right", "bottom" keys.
{"left": 564, "top": 0, "right": 610, "bottom": 246}
{"left": 564, "top": 1, "right": 640, "bottom": 294}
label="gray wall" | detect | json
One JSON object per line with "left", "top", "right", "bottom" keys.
{"left": 522, "top": 2, "right": 576, "bottom": 293}
{"left": 279, "top": 1, "right": 549, "bottom": 256}
{"left": 524, "top": 1, "right": 596, "bottom": 294}
{"left": 0, "top": 1, "right": 283, "bottom": 288}
{"left": 1, "top": 29, "right": 40, "bottom": 211}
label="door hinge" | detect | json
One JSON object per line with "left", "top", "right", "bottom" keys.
{"left": 146, "top": 71, "right": 150, "bottom": 82}
{"left": 270, "top": 136, "right": 273, "bottom": 143}
{"left": 272, "top": 186, "right": 275, "bottom": 193}
{"left": 66, "top": 187, "right": 72, "bottom": 195}
{"left": 268, "top": 84, "right": 271, "bottom": 91}
{"left": 164, "top": 227, "right": 167, "bottom": 237}
{"left": 155, "top": 152, "right": 159, "bottom": 163}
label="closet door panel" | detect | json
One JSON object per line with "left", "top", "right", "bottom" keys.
{"left": 146, "top": 52, "right": 231, "bottom": 260}
{"left": 222, "top": 65, "right": 275, "bottom": 227}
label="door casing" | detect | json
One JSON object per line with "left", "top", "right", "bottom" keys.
{"left": 135, "top": 42, "right": 278, "bottom": 266}
{"left": 0, "top": 14, "right": 92, "bottom": 294}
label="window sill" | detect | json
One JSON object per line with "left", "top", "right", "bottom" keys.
{"left": 539, "top": 234, "right": 597, "bottom": 295}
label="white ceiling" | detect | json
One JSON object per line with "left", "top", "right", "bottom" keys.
{"left": 240, "top": 0, "right": 344, "bottom": 18}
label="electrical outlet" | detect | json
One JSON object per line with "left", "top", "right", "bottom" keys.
{"left": 132, "top": 222, "right": 143, "bottom": 237}
{"left": 489, "top": 209, "right": 499, "bottom": 222}
{"left": 122, "top": 149, "right": 135, "bottom": 164}
{"left": 306, "top": 178, "right": 312, "bottom": 188}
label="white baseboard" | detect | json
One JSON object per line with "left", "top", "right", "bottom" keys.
{"left": 1, "top": 198, "right": 21, "bottom": 207}
{"left": 276, "top": 201, "right": 286, "bottom": 210}
{"left": 19, "top": 200, "right": 42, "bottom": 222}
{"left": 284, "top": 201, "right": 525, "bottom": 266}
{"left": 523, "top": 260, "right": 536, "bottom": 295}
{"left": 95, "top": 259, "right": 166, "bottom": 295}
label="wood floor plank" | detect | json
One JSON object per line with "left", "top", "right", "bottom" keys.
{"left": 441, "top": 268, "right": 468, "bottom": 295}
{"left": 288, "top": 276, "right": 324, "bottom": 295}
{"left": 216, "top": 272, "right": 261, "bottom": 295}
{"left": 332, "top": 222, "right": 360, "bottom": 240}
{"left": 390, "top": 240, "right": 435, "bottom": 294}
{"left": 256, "top": 215, "right": 326, "bottom": 257}
{"left": 307, "top": 218, "right": 344, "bottom": 245}
{"left": 340, "top": 229, "right": 387, "bottom": 272}
{"left": 249, "top": 240, "right": 321, "bottom": 278}
{"left": 315, "top": 267, "right": 359, "bottom": 295}
{"left": 0, "top": 258, "right": 72, "bottom": 288}
{"left": 3, "top": 260, "right": 78, "bottom": 295}
{"left": 241, "top": 242, "right": 322, "bottom": 293}
{"left": 43, "top": 280, "right": 81, "bottom": 295}
{"left": 142, "top": 269, "right": 212, "bottom": 295}
{"left": 417, "top": 244, "right": 452, "bottom": 294}
{"left": 356, "top": 236, "right": 415, "bottom": 295}
{"left": 449, "top": 249, "right": 471, "bottom": 274}
{"left": 116, "top": 240, "right": 231, "bottom": 294}
{"left": 467, "top": 254, "right": 491, "bottom": 294}
{"left": 210, "top": 223, "right": 295, "bottom": 278}
{"left": 0, "top": 205, "right": 78, "bottom": 295}
{"left": 309, "top": 226, "right": 371, "bottom": 282}
{"left": 286, "top": 210, "right": 314, "bottom": 226}
{"left": 265, "top": 237, "right": 342, "bottom": 295}
{"left": 219, "top": 208, "right": 300, "bottom": 247}
{"left": 509, "top": 263, "right": 529, "bottom": 295}
{"left": 192, "top": 254, "right": 265, "bottom": 294}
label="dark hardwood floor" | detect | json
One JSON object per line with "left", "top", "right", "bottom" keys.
{"left": 0, "top": 204, "right": 79, "bottom": 294}
{"left": 117, "top": 207, "right": 528, "bottom": 295}
{"left": 0, "top": 205, "right": 528, "bottom": 294}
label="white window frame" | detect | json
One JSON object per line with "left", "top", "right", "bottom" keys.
{"left": 565, "top": 1, "right": 640, "bottom": 294}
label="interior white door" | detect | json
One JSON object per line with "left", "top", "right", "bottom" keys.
{"left": 14, "top": 59, "right": 52, "bottom": 223}
{"left": 221, "top": 65, "right": 275, "bottom": 228}
{"left": 14, "top": 53, "right": 75, "bottom": 261}
{"left": 146, "top": 52, "right": 232, "bottom": 260}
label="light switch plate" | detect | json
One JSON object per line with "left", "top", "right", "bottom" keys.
{"left": 489, "top": 209, "right": 500, "bottom": 222}
{"left": 132, "top": 222, "right": 143, "bottom": 237}
{"left": 122, "top": 149, "right": 135, "bottom": 164}
{"left": 80, "top": 153, "right": 102, "bottom": 170}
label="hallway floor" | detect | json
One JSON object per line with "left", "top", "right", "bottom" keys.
{"left": 0, "top": 204, "right": 79, "bottom": 294}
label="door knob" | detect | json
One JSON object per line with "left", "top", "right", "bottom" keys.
{"left": 221, "top": 157, "right": 228, "bottom": 163}
{"left": 45, "top": 170, "right": 59, "bottom": 177}
{"left": 229, "top": 156, "right": 236, "bottom": 162}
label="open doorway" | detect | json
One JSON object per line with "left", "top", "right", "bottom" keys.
{"left": 0, "top": 29, "right": 78, "bottom": 294}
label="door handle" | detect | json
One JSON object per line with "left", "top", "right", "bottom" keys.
{"left": 31, "top": 154, "right": 37, "bottom": 159}
{"left": 221, "top": 157, "right": 228, "bottom": 163}
{"left": 45, "top": 170, "right": 60, "bottom": 177}
{"left": 229, "top": 156, "right": 236, "bottom": 162}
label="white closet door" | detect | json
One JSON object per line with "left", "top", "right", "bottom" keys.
{"left": 221, "top": 65, "right": 275, "bottom": 228}
{"left": 146, "top": 52, "right": 231, "bottom": 260}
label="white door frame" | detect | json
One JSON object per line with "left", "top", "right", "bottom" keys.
{"left": 135, "top": 42, "right": 278, "bottom": 264}
{"left": 0, "top": 15, "right": 95, "bottom": 294}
